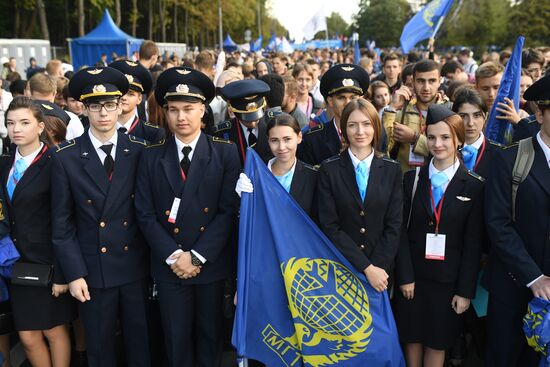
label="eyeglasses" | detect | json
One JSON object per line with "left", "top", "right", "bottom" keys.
{"left": 86, "top": 101, "right": 119, "bottom": 112}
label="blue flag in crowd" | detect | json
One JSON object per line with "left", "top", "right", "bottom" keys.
{"left": 400, "top": 0, "right": 454, "bottom": 54}
{"left": 267, "top": 33, "right": 277, "bottom": 51}
{"left": 232, "top": 149, "right": 405, "bottom": 367}
{"left": 485, "top": 35, "right": 524, "bottom": 145}
{"left": 250, "top": 35, "right": 263, "bottom": 52}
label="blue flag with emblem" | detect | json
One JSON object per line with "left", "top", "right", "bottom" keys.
{"left": 232, "top": 149, "right": 405, "bottom": 367}
{"left": 400, "top": 0, "right": 454, "bottom": 54}
{"left": 484, "top": 35, "right": 524, "bottom": 145}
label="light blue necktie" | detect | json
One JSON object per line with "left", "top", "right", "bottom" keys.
{"left": 430, "top": 171, "right": 449, "bottom": 209}
{"left": 355, "top": 161, "right": 369, "bottom": 201}
{"left": 275, "top": 170, "right": 294, "bottom": 193}
{"left": 462, "top": 145, "right": 478, "bottom": 171}
{"left": 7, "top": 158, "right": 28, "bottom": 200}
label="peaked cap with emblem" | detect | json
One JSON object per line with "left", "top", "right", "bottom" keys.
{"left": 35, "top": 100, "right": 70, "bottom": 126}
{"left": 426, "top": 104, "right": 457, "bottom": 126}
{"left": 68, "top": 66, "right": 129, "bottom": 102}
{"left": 109, "top": 60, "right": 153, "bottom": 94}
{"left": 524, "top": 74, "right": 550, "bottom": 107}
{"left": 319, "top": 63, "right": 370, "bottom": 100}
{"left": 155, "top": 66, "right": 215, "bottom": 106}
{"left": 219, "top": 79, "right": 270, "bottom": 122}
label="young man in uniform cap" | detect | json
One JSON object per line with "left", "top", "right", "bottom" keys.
{"left": 109, "top": 60, "right": 165, "bottom": 143}
{"left": 51, "top": 66, "right": 151, "bottom": 367}
{"left": 135, "top": 66, "right": 240, "bottom": 367}
{"left": 297, "top": 63, "right": 376, "bottom": 166}
{"left": 484, "top": 74, "right": 550, "bottom": 366}
{"left": 212, "top": 79, "right": 273, "bottom": 166}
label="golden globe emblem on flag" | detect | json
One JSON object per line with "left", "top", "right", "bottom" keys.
{"left": 263, "top": 257, "right": 373, "bottom": 366}
{"left": 422, "top": 0, "right": 442, "bottom": 27}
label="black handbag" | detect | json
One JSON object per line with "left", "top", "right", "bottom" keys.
{"left": 11, "top": 262, "right": 53, "bottom": 287}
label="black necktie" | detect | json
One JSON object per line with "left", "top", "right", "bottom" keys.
{"left": 247, "top": 128, "right": 257, "bottom": 147}
{"left": 118, "top": 126, "right": 128, "bottom": 134}
{"left": 180, "top": 146, "right": 192, "bottom": 178}
{"left": 100, "top": 144, "right": 114, "bottom": 178}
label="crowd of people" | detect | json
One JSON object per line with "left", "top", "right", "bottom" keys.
{"left": 0, "top": 38, "right": 548, "bottom": 367}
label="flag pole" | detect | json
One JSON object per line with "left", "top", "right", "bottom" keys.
{"left": 431, "top": 15, "right": 446, "bottom": 39}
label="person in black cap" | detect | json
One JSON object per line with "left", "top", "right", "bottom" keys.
{"left": 135, "top": 66, "right": 240, "bottom": 367}
{"left": 51, "top": 66, "right": 151, "bottom": 367}
{"left": 298, "top": 63, "right": 381, "bottom": 166}
{"left": 0, "top": 96, "right": 76, "bottom": 367}
{"left": 36, "top": 100, "right": 69, "bottom": 145}
{"left": 394, "top": 104, "right": 484, "bottom": 367}
{"left": 109, "top": 60, "right": 165, "bottom": 143}
{"left": 484, "top": 74, "right": 550, "bottom": 367}
{"left": 212, "top": 79, "right": 273, "bottom": 166}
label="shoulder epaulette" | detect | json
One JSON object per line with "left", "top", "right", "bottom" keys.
{"left": 304, "top": 123, "right": 324, "bottom": 135}
{"left": 55, "top": 139, "right": 76, "bottom": 152}
{"left": 504, "top": 142, "right": 519, "bottom": 150}
{"left": 487, "top": 139, "right": 505, "bottom": 148}
{"left": 211, "top": 136, "right": 232, "bottom": 144}
{"left": 467, "top": 170, "right": 486, "bottom": 182}
{"left": 129, "top": 135, "right": 148, "bottom": 146}
{"left": 145, "top": 139, "right": 166, "bottom": 149}
{"left": 382, "top": 156, "right": 399, "bottom": 165}
{"left": 212, "top": 120, "right": 232, "bottom": 134}
{"left": 143, "top": 121, "right": 160, "bottom": 129}
{"left": 526, "top": 115, "right": 538, "bottom": 124}
{"left": 321, "top": 155, "right": 340, "bottom": 164}
{"left": 303, "top": 163, "right": 318, "bottom": 171}
{"left": 0, "top": 153, "right": 10, "bottom": 158}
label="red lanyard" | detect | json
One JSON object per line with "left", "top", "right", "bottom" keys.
{"left": 334, "top": 120, "right": 343, "bottom": 143}
{"left": 11, "top": 145, "right": 47, "bottom": 184}
{"left": 127, "top": 116, "right": 140, "bottom": 134}
{"left": 473, "top": 139, "right": 486, "bottom": 172}
{"left": 179, "top": 166, "right": 187, "bottom": 182}
{"left": 429, "top": 185, "right": 446, "bottom": 234}
{"left": 236, "top": 124, "right": 246, "bottom": 163}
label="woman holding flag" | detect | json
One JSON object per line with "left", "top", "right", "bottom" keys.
{"left": 395, "top": 104, "right": 484, "bottom": 367}
{"left": 235, "top": 111, "right": 318, "bottom": 218}
{"left": 316, "top": 98, "right": 403, "bottom": 292}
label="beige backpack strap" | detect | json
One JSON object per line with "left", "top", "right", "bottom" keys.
{"left": 407, "top": 167, "right": 420, "bottom": 229}
{"left": 511, "top": 137, "right": 535, "bottom": 221}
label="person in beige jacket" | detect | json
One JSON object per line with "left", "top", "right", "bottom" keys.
{"left": 382, "top": 59, "right": 451, "bottom": 172}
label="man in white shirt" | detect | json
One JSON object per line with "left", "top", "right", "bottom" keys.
{"left": 51, "top": 66, "right": 150, "bottom": 367}
{"left": 484, "top": 74, "right": 550, "bottom": 367}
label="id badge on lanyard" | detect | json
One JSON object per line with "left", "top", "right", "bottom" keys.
{"left": 425, "top": 185, "right": 446, "bottom": 260}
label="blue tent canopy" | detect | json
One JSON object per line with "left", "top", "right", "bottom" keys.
{"left": 69, "top": 9, "right": 143, "bottom": 70}
{"left": 223, "top": 35, "right": 238, "bottom": 52}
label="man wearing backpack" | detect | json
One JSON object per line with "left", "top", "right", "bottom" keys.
{"left": 484, "top": 74, "right": 550, "bottom": 367}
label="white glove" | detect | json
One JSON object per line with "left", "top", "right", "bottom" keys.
{"left": 235, "top": 173, "right": 254, "bottom": 197}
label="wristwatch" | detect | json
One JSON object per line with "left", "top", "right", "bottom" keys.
{"left": 190, "top": 252, "right": 203, "bottom": 266}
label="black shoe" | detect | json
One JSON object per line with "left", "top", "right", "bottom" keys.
{"left": 71, "top": 350, "right": 88, "bottom": 367}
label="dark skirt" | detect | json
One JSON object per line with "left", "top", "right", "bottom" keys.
{"left": 9, "top": 283, "right": 76, "bottom": 331}
{"left": 394, "top": 279, "right": 462, "bottom": 350}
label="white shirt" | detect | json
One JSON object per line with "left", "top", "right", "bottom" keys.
{"left": 239, "top": 122, "right": 258, "bottom": 147}
{"left": 88, "top": 129, "right": 117, "bottom": 163}
{"left": 166, "top": 133, "right": 206, "bottom": 265}
{"left": 175, "top": 133, "right": 200, "bottom": 162}
{"left": 116, "top": 114, "right": 138, "bottom": 133}
{"left": 267, "top": 157, "right": 297, "bottom": 177}
{"left": 464, "top": 132, "right": 485, "bottom": 150}
{"left": 348, "top": 148, "right": 375, "bottom": 172}
{"left": 65, "top": 111, "right": 85, "bottom": 140}
{"left": 537, "top": 132, "right": 550, "bottom": 169}
{"left": 428, "top": 158, "right": 459, "bottom": 193}
{"left": 7, "top": 143, "right": 44, "bottom": 186}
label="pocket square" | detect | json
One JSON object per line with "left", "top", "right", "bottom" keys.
{"left": 456, "top": 196, "right": 471, "bottom": 201}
